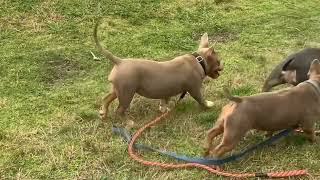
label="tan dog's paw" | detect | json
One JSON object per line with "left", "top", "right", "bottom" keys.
{"left": 99, "top": 109, "right": 107, "bottom": 120}
{"left": 203, "top": 149, "right": 211, "bottom": 157}
{"left": 125, "top": 120, "right": 135, "bottom": 130}
{"left": 204, "top": 151, "right": 220, "bottom": 159}
{"left": 159, "top": 105, "right": 170, "bottom": 113}
{"left": 205, "top": 100, "right": 214, "bottom": 108}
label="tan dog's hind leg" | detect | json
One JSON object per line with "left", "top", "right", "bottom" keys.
{"left": 301, "top": 121, "right": 316, "bottom": 142}
{"left": 99, "top": 91, "right": 117, "bottom": 120}
{"left": 303, "top": 128, "right": 316, "bottom": 143}
{"left": 159, "top": 98, "right": 170, "bottom": 113}
{"left": 205, "top": 103, "right": 238, "bottom": 157}
{"left": 212, "top": 127, "right": 246, "bottom": 158}
{"left": 204, "top": 123, "right": 224, "bottom": 157}
{"left": 213, "top": 143, "right": 234, "bottom": 158}
{"left": 116, "top": 89, "right": 135, "bottom": 116}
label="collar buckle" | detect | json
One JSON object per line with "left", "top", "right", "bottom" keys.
{"left": 192, "top": 52, "right": 207, "bottom": 75}
{"left": 196, "top": 56, "right": 204, "bottom": 63}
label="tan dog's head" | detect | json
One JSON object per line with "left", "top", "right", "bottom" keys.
{"left": 307, "top": 59, "right": 320, "bottom": 81}
{"left": 198, "top": 33, "right": 223, "bottom": 79}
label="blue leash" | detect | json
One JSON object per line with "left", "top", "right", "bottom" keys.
{"left": 113, "top": 126, "right": 293, "bottom": 166}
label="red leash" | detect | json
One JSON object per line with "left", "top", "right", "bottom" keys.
{"left": 128, "top": 110, "right": 309, "bottom": 178}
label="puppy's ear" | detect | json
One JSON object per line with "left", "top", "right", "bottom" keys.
{"left": 282, "top": 58, "right": 294, "bottom": 71}
{"left": 309, "top": 59, "right": 320, "bottom": 76}
{"left": 199, "top": 33, "right": 209, "bottom": 49}
{"left": 209, "top": 43, "right": 216, "bottom": 53}
{"left": 281, "top": 70, "right": 296, "bottom": 84}
{"left": 202, "top": 48, "right": 212, "bottom": 57}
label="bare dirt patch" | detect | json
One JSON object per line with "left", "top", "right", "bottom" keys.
{"left": 40, "top": 53, "right": 82, "bottom": 85}
{"left": 193, "top": 29, "right": 238, "bottom": 44}
{"left": 0, "top": 99, "right": 7, "bottom": 109}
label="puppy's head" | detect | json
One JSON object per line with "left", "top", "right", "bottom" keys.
{"left": 198, "top": 33, "right": 223, "bottom": 79}
{"left": 280, "top": 70, "right": 297, "bottom": 85}
{"left": 307, "top": 59, "right": 320, "bottom": 81}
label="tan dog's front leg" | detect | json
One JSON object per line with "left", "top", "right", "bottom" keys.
{"left": 99, "top": 91, "right": 117, "bottom": 120}
{"left": 159, "top": 98, "right": 170, "bottom": 113}
{"left": 189, "top": 88, "right": 213, "bottom": 108}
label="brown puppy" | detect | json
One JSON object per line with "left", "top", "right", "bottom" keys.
{"left": 205, "top": 59, "right": 320, "bottom": 158}
{"left": 94, "top": 21, "right": 223, "bottom": 120}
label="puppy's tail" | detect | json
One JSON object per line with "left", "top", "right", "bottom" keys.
{"left": 94, "top": 19, "right": 122, "bottom": 65}
{"left": 223, "top": 87, "right": 242, "bottom": 103}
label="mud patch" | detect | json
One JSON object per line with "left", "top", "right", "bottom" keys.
{"left": 214, "top": 0, "right": 234, "bottom": 4}
{"left": 242, "top": 54, "right": 267, "bottom": 66}
{"left": 0, "top": 99, "right": 7, "bottom": 109}
{"left": 209, "top": 32, "right": 237, "bottom": 43}
{"left": 193, "top": 30, "right": 238, "bottom": 44}
{"left": 40, "top": 52, "right": 82, "bottom": 85}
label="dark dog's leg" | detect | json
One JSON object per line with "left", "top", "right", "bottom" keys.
{"left": 179, "top": 91, "right": 187, "bottom": 101}
{"left": 100, "top": 91, "right": 117, "bottom": 120}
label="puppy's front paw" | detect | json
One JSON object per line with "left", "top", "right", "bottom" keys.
{"left": 125, "top": 120, "right": 135, "bottom": 130}
{"left": 205, "top": 100, "right": 214, "bottom": 108}
{"left": 203, "top": 149, "right": 211, "bottom": 157}
{"left": 159, "top": 105, "right": 170, "bottom": 113}
{"left": 99, "top": 109, "right": 107, "bottom": 121}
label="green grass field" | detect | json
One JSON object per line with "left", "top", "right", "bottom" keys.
{"left": 1, "top": 0, "right": 320, "bottom": 179}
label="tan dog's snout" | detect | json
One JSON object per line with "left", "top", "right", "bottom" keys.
{"left": 217, "top": 61, "right": 224, "bottom": 71}
{"left": 213, "top": 60, "right": 223, "bottom": 77}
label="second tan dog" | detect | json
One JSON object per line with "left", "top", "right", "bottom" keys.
{"left": 205, "top": 59, "right": 320, "bottom": 158}
{"left": 94, "top": 21, "right": 223, "bottom": 120}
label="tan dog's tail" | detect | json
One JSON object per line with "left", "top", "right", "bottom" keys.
{"left": 94, "top": 20, "right": 122, "bottom": 65}
{"left": 223, "top": 87, "right": 242, "bottom": 103}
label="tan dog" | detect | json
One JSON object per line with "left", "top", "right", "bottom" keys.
{"left": 205, "top": 59, "right": 320, "bottom": 158}
{"left": 94, "top": 21, "right": 223, "bottom": 120}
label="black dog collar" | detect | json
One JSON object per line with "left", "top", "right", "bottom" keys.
{"left": 192, "top": 52, "right": 207, "bottom": 75}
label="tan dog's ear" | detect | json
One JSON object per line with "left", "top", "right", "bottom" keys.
{"left": 199, "top": 33, "right": 209, "bottom": 49}
{"left": 209, "top": 41, "right": 217, "bottom": 53}
{"left": 308, "top": 59, "right": 320, "bottom": 77}
{"left": 202, "top": 48, "right": 212, "bottom": 57}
